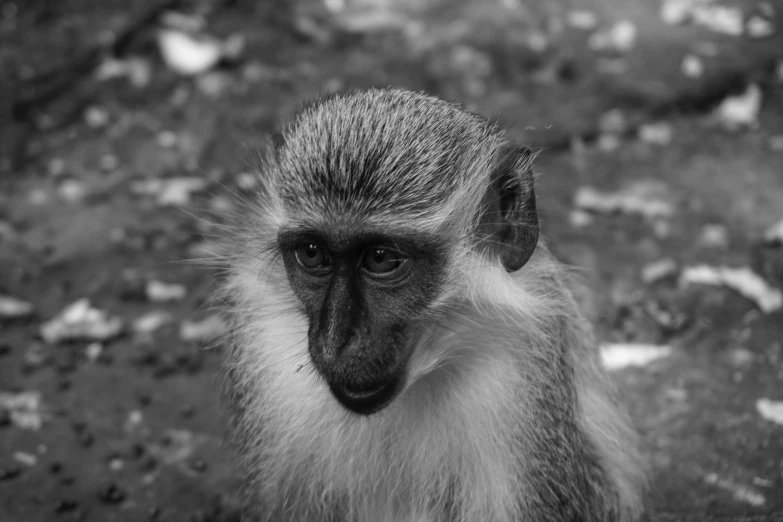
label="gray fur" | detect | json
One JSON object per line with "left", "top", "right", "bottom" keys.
{"left": 221, "top": 88, "right": 647, "bottom": 522}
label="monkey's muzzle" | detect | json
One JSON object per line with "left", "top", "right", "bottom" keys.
{"left": 328, "top": 372, "right": 402, "bottom": 415}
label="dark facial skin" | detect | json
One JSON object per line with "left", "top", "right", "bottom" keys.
{"left": 278, "top": 227, "right": 447, "bottom": 415}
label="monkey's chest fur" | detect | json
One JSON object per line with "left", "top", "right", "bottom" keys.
{"left": 227, "top": 300, "right": 546, "bottom": 522}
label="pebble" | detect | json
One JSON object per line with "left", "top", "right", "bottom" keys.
{"left": 746, "top": 16, "right": 774, "bottom": 38}
{"left": 641, "top": 258, "right": 679, "bottom": 284}
{"left": 681, "top": 54, "right": 704, "bottom": 78}
{"left": 84, "top": 106, "right": 110, "bottom": 128}
{"left": 566, "top": 10, "right": 599, "bottom": 30}
{"left": 638, "top": 122, "right": 673, "bottom": 146}
{"left": 0, "top": 295, "right": 34, "bottom": 319}
{"left": 157, "top": 29, "right": 222, "bottom": 76}
{"left": 145, "top": 280, "right": 187, "bottom": 303}
{"left": 697, "top": 223, "right": 729, "bottom": 249}
{"left": 713, "top": 84, "right": 762, "bottom": 131}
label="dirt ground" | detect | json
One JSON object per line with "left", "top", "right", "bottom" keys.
{"left": 1, "top": 1, "right": 783, "bottom": 521}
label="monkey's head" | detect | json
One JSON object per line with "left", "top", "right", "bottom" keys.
{"left": 252, "top": 89, "right": 538, "bottom": 415}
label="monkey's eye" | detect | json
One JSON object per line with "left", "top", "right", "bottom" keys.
{"left": 294, "top": 243, "right": 329, "bottom": 269}
{"left": 362, "top": 248, "right": 404, "bottom": 275}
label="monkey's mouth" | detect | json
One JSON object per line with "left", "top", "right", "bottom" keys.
{"left": 329, "top": 375, "right": 401, "bottom": 415}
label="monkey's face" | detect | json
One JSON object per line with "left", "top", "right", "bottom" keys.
{"left": 278, "top": 226, "right": 447, "bottom": 415}
{"left": 265, "top": 89, "right": 539, "bottom": 415}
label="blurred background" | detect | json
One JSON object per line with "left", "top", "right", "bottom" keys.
{"left": 1, "top": 0, "right": 782, "bottom": 520}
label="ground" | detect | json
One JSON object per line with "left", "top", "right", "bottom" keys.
{"left": 1, "top": 0, "right": 783, "bottom": 521}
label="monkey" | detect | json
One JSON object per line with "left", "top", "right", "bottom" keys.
{"left": 218, "top": 88, "right": 647, "bottom": 522}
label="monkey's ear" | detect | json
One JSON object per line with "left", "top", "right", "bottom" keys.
{"left": 478, "top": 145, "right": 539, "bottom": 272}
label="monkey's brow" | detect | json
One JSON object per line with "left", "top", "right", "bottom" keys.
{"left": 276, "top": 227, "right": 446, "bottom": 258}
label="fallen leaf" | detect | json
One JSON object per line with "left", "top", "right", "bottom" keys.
{"left": 131, "top": 177, "right": 208, "bottom": 206}
{"left": 145, "top": 280, "right": 187, "bottom": 303}
{"left": 692, "top": 4, "right": 744, "bottom": 36}
{"left": 180, "top": 315, "right": 228, "bottom": 343}
{"left": 660, "top": 0, "right": 696, "bottom": 25}
{"left": 756, "top": 398, "right": 783, "bottom": 425}
{"left": 0, "top": 295, "right": 34, "bottom": 319}
{"left": 133, "top": 311, "right": 173, "bottom": 335}
{"left": 641, "top": 258, "right": 679, "bottom": 284}
{"left": 601, "top": 343, "right": 672, "bottom": 371}
{"left": 704, "top": 473, "right": 766, "bottom": 507}
{"left": 0, "top": 391, "right": 44, "bottom": 430}
{"left": 40, "top": 299, "right": 124, "bottom": 344}
{"left": 681, "top": 54, "right": 704, "bottom": 78}
{"left": 713, "top": 84, "right": 762, "bottom": 131}
{"left": 12, "top": 452, "right": 37, "bottom": 467}
{"left": 573, "top": 180, "right": 674, "bottom": 220}
{"left": 566, "top": 10, "right": 599, "bottom": 30}
{"left": 85, "top": 342, "right": 103, "bottom": 362}
{"left": 746, "top": 16, "right": 774, "bottom": 38}
{"left": 697, "top": 223, "right": 729, "bottom": 249}
{"left": 588, "top": 20, "right": 637, "bottom": 53}
{"left": 638, "top": 122, "right": 673, "bottom": 145}
{"left": 157, "top": 29, "right": 222, "bottom": 76}
{"left": 680, "top": 265, "right": 782, "bottom": 313}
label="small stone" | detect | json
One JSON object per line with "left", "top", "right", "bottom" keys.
{"left": 660, "top": 0, "right": 692, "bottom": 25}
{"left": 157, "top": 29, "right": 222, "bottom": 76}
{"left": 40, "top": 299, "right": 124, "bottom": 344}
{"left": 588, "top": 20, "right": 637, "bottom": 53}
{"left": 28, "top": 189, "right": 48, "bottom": 206}
{"left": 641, "top": 258, "right": 679, "bottom": 284}
{"left": 47, "top": 158, "right": 66, "bottom": 177}
{"left": 57, "top": 179, "right": 87, "bottom": 203}
{"left": 84, "top": 106, "right": 110, "bottom": 128}
{"left": 713, "top": 84, "right": 762, "bottom": 131}
{"left": 132, "top": 311, "right": 172, "bottom": 335}
{"left": 99, "top": 154, "right": 119, "bottom": 171}
{"left": 108, "top": 458, "right": 125, "bottom": 472}
{"left": 13, "top": 451, "right": 37, "bottom": 466}
{"left": 598, "top": 108, "right": 627, "bottom": 134}
{"left": 597, "top": 133, "right": 621, "bottom": 152}
{"left": 157, "top": 131, "right": 178, "bottom": 148}
{"left": 221, "top": 33, "right": 245, "bottom": 61}
{"left": 692, "top": 5, "right": 744, "bottom": 36}
{"left": 0, "top": 295, "right": 34, "bottom": 319}
{"left": 189, "top": 459, "right": 207, "bottom": 472}
{"left": 569, "top": 209, "right": 594, "bottom": 228}
{"left": 196, "top": 71, "right": 232, "bottom": 98}
{"left": 85, "top": 342, "right": 103, "bottom": 362}
{"left": 145, "top": 280, "right": 187, "bottom": 302}
{"left": 180, "top": 315, "right": 229, "bottom": 343}
{"left": 566, "top": 10, "right": 599, "bottom": 30}
{"left": 746, "top": 16, "right": 774, "bottom": 38}
{"left": 698, "top": 223, "right": 729, "bottom": 249}
{"left": 681, "top": 54, "right": 704, "bottom": 78}
{"left": 638, "top": 122, "right": 673, "bottom": 146}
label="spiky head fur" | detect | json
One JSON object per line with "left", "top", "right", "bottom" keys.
{"left": 220, "top": 89, "right": 647, "bottom": 522}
